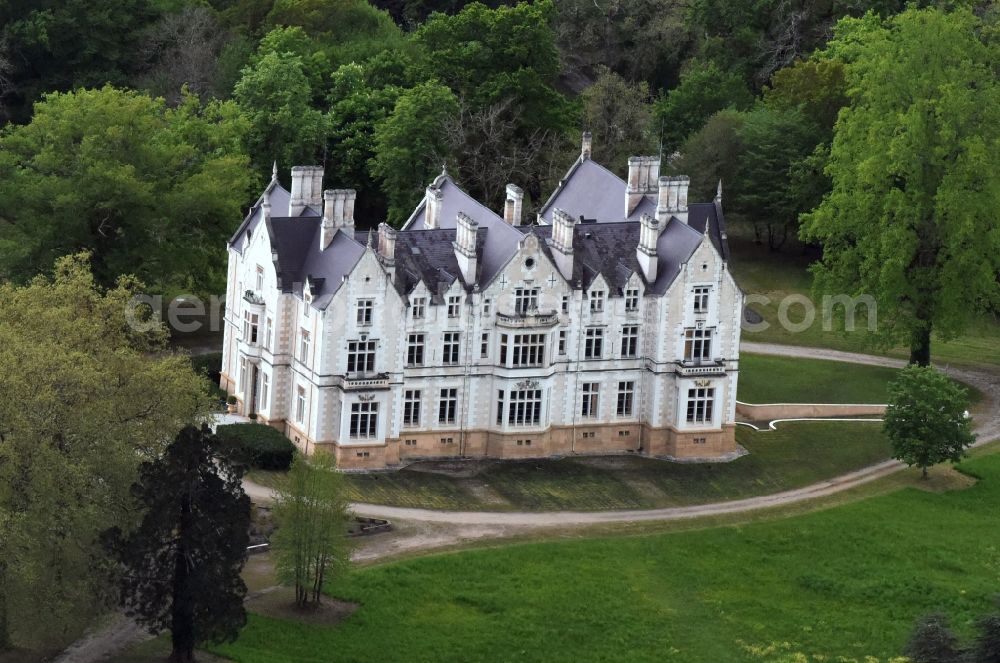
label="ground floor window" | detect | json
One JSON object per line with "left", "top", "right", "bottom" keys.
{"left": 295, "top": 386, "right": 306, "bottom": 423}
{"left": 616, "top": 381, "right": 634, "bottom": 417}
{"left": 259, "top": 372, "right": 269, "bottom": 411}
{"left": 350, "top": 401, "right": 378, "bottom": 439}
{"left": 439, "top": 388, "right": 457, "bottom": 424}
{"left": 686, "top": 387, "right": 715, "bottom": 424}
{"left": 581, "top": 382, "right": 600, "bottom": 418}
{"left": 506, "top": 389, "right": 542, "bottom": 426}
{"left": 403, "top": 390, "right": 421, "bottom": 427}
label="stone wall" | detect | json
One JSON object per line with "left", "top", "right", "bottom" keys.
{"left": 735, "top": 401, "right": 886, "bottom": 421}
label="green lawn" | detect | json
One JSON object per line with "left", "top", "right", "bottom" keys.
{"left": 730, "top": 235, "right": 1000, "bottom": 367}
{"left": 737, "top": 352, "right": 902, "bottom": 403}
{"left": 214, "top": 452, "right": 1000, "bottom": 662}
{"left": 251, "top": 422, "right": 894, "bottom": 511}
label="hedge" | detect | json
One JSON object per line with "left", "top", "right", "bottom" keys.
{"left": 190, "top": 352, "right": 223, "bottom": 384}
{"left": 216, "top": 423, "right": 296, "bottom": 471}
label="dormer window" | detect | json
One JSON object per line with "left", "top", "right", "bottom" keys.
{"left": 255, "top": 265, "right": 264, "bottom": 291}
{"left": 590, "top": 290, "right": 605, "bottom": 313}
{"left": 625, "top": 288, "right": 639, "bottom": 312}
{"left": 357, "top": 299, "right": 374, "bottom": 326}
{"left": 412, "top": 297, "right": 426, "bottom": 320}
{"left": 447, "top": 296, "right": 461, "bottom": 318}
{"left": 514, "top": 288, "right": 539, "bottom": 314}
{"left": 693, "top": 286, "right": 710, "bottom": 315}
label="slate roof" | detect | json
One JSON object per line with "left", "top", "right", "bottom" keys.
{"left": 230, "top": 157, "right": 729, "bottom": 310}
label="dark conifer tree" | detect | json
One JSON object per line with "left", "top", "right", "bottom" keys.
{"left": 904, "top": 613, "right": 963, "bottom": 663}
{"left": 104, "top": 424, "right": 251, "bottom": 663}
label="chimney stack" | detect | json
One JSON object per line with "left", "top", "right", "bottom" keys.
{"left": 581, "top": 131, "right": 592, "bottom": 160}
{"left": 290, "top": 165, "right": 324, "bottom": 216}
{"left": 549, "top": 208, "right": 575, "bottom": 279}
{"left": 626, "top": 156, "right": 660, "bottom": 215}
{"left": 321, "top": 189, "right": 357, "bottom": 248}
{"left": 636, "top": 213, "right": 660, "bottom": 283}
{"left": 424, "top": 186, "right": 443, "bottom": 229}
{"left": 503, "top": 184, "right": 524, "bottom": 226}
{"left": 453, "top": 212, "right": 478, "bottom": 284}
{"left": 656, "top": 175, "right": 689, "bottom": 225}
{"left": 377, "top": 222, "right": 397, "bottom": 280}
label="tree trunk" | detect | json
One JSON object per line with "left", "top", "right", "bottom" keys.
{"left": 0, "top": 577, "right": 11, "bottom": 651}
{"left": 922, "top": 466, "right": 929, "bottom": 480}
{"left": 170, "top": 494, "right": 195, "bottom": 663}
{"left": 909, "top": 326, "right": 931, "bottom": 366}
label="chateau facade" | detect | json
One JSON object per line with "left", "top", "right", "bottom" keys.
{"left": 221, "top": 136, "right": 744, "bottom": 470}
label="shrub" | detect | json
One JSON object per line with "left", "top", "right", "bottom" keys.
{"left": 216, "top": 423, "right": 296, "bottom": 471}
{"left": 227, "top": 394, "right": 238, "bottom": 405}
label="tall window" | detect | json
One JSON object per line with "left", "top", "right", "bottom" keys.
{"left": 584, "top": 328, "right": 604, "bottom": 359}
{"left": 496, "top": 390, "right": 505, "bottom": 426}
{"left": 581, "top": 382, "right": 600, "bottom": 418}
{"left": 295, "top": 386, "right": 306, "bottom": 423}
{"left": 243, "top": 310, "right": 259, "bottom": 344}
{"left": 514, "top": 287, "right": 539, "bottom": 314}
{"left": 403, "top": 390, "right": 421, "bottom": 427}
{"left": 483, "top": 298, "right": 492, "bottom": 316}
{"left": 412, "top": 297, "right": 426, "bottom": 320}
{"left": 684, "top": 328, "right": 713, "bottom": 362}
{"left": 590, "top": 290, "right": 605, "bottom": 313}
{"left": 692, "top": 286, "right": 710, "bottom": 314}
{"left": 561, "top": 295, "right": 569, "bottom": 313}
{"left": 625, "top": 288, "right": 639, "bottom": 312}
{"left": 499, "top": 333, "right": 508, "bottom": 364}
{"left": 442, "top": 332, "right": 460, "bottom": 365}
{"left": 298, "top": 329, "right": 310, "bottom": 363}
{"left": 407, "top": 333, "right": 425, "bottom": 367}
{"left": 239, "top": 357, "right": 247, "bottom": 394}
{"left": 507, "top": 389, "right": 542, "bottom": 426}
{"left": 265, "top": 317, "right": 273, "bottom": 351}
{"left": 558, "top": 330, "right": 567, "bottom": 355}
{"left": 350, "top": 401, "right": 378, "bottom": 438}
{"left": 259, "top": 372, "right": 270, "bottom": 411}
{"left": 616, "top": 381, "right": 635, "bottom": 417}
{"left": 481, "top": 332, "right": 489, "bottom": 358}
{"left": 357, "top": 299, "right": 374, "bottom": 325}
{"left": 687, "top": 387, "right": 715, "bottom": 424}
{"left": 255, "top": 265, "right": 264, "bottom": 291}
{"left": 447, "top": 296, "right": 461, "bottom": 318}
{"left": 511, "top": 333, "right": 546, "bottom": 367}
{"left": 347, "top": 340, "right": 376, "bottom": 373}
{"left": 620, "top": 325, "right": 639, "bottom": 358}
{"left": 438, "top": 388, "right": 457, "bottom": 424}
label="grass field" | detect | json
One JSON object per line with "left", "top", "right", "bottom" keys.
{"left": 730, "top": 236, "right": 1000, "bottom": 367}
{"left": 213, "top": 451, "right": 1000, "bottom": 662}
{"left": 252, "top": 421, "right": 894, "bottom": 511}
{"left": 737, "top": 352, "right": 901, "bottom": 403}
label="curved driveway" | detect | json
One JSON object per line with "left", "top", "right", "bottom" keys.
{"left": 244, "top": 342, "right": 1000, "bottom": 527}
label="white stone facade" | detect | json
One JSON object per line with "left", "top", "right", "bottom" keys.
{"left": 222, "top": 145, "right": 743, "bottom": 469}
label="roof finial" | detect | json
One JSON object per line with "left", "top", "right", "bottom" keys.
{"left": 272, "top": 161, "right": 278, "bottom": 181}
{"left": 367, "top": 229, "right": 375, "bottom": 248}
{"left": 715, "top": 179, "right": 723, "bottom": 203}
{"left": 441, "top": 162, "right": 448, "bottom": 176}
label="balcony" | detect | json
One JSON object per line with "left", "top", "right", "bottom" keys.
{"left": 676, "top": 359, "right": 727, "bottom": 376}
{"left": 344, "top": 373, "right": 390, "bottom": 390}
{"left": 496, "top": 308, "right": 559, "bottom": 328}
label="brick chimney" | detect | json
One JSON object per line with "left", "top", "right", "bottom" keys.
{"left": 377, "top": 222, "right": 397, "bottom": 281}
{"left": 550, "top": 208, "right": 575, "bottom": 279}
{"left": 453, "top": 212, "right": 478, "bottom": 284}
{"left": 636, "top": 213, "right": 660, "bottom": 283}
{"left": 290, "top": 165, "right": 323, "bottom": 216}
{"left": 626, "top": 156, "right": 660, "bottom": 216}
{"left": 503, "top": 184, "right": 524, "bottom": 226}
{"left": 424, "top": 186, "right": 443, "bottom": 229}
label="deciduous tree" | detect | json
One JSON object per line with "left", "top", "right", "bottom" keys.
{"left": 0, "top": 86, "right": 252, "bottom": 297}
{"left": 271, "top": 454, "right": 351, "bottom": 608}
{"left": 884, "top": 365, "right": 974, "bottom": 479}
{"left": 104, "top": 424, "right": 251, "bottom": 663}
{"left": 0, "top": 254, "right": 211, "bottom": 650}
{"left": 801, "top": 8, "right": 1000, "bottom": 365}
{"left": 580, "top": 67, "right": 654, "bottom": 174}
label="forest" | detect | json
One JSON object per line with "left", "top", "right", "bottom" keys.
{"left": 0, "top": 0, "right": 997, "bottom": 359}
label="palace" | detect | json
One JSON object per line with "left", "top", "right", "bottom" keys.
{"left": 221, "top": 135, "right": 744, "bottom": 470}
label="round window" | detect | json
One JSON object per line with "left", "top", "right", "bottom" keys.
{"left": 525, "top": 258, "right": 536, "bottom": 269}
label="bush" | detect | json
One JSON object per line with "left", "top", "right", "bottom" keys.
{"left": 216, "top": 423, "right": 296, "bottom": 471}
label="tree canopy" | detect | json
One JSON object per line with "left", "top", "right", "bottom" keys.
{"left": 801, "top": 8, "right": 1000, "bottom": 364}
{"left": 0, "top": 86, "right": 253, "bottom": 297}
